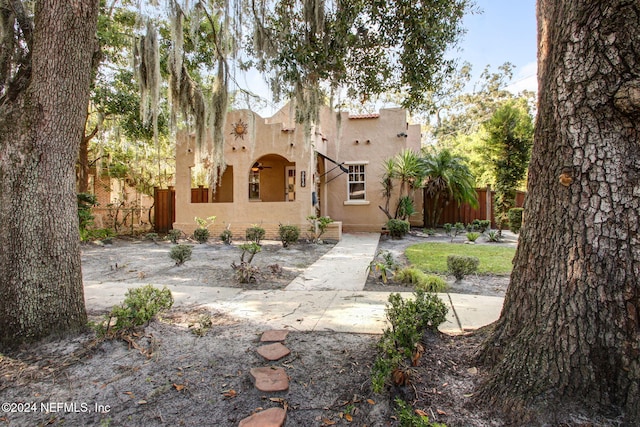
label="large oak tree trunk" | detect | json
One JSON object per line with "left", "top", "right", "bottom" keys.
{"left": 477, "top": 1, "right": 640, "bottom": 422}
{"left": 0, "top": 0, "right": 99, "bottom": 347}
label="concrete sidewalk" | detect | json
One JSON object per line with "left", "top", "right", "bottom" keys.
{"left": 84, "top": 233, "right": 504, "bottom": 335}
{"left": 85, "top": 282, "right": 502, "bottom": 334}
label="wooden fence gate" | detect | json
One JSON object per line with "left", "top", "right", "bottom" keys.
{"left": 154, "top": 187, "right": 175, "bottom": 233}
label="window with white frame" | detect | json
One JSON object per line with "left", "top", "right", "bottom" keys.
{"left": 347, "top": 164, "right": 366, "bottom": 200}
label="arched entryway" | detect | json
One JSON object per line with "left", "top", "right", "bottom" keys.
{"left": 248, "top": 154, "right": 295, "bottom": 202}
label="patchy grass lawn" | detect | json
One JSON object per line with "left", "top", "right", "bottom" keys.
{"left": 405, "top": 242, "right": 516, "bottom": 275}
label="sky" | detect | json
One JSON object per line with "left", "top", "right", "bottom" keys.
{"left": 456, "top": 0, "right": 537, "bottom": 93}
{"left": 242, "top": 0, "right": 538, "bottom": 116}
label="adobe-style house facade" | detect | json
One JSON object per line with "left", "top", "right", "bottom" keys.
{"left": 172, "top": 104, "right": 423, "bottom": 240}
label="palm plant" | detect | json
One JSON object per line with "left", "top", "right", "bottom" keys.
{"left": 379, "top": 150, "right": 424, "bottom": 221}
{"left": 421, "top": 148, "right": 478, "bottom": 227}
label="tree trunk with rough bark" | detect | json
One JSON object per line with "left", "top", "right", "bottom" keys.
{"left": 477, "top": 1, "right": 640, "bottom": 423}
{"left": 0, "top": 0, "right": 100, "bottom": 347}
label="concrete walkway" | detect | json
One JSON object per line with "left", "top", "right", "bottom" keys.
{"left": 285, "top": 233, "right": 380, "bottom": 291}
{"left": 83, "top": 234, "right": 504, "bottom": 335}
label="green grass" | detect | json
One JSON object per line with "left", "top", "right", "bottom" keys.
{"left": 405, "top": 242, "right": 516, "bottom": 275}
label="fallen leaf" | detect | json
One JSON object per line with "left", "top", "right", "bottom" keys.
{"left": 345, "top": 413, "right": 353, "bottom": 422}
{"left": 366, "top": 399, "right": 375, "bottom": 405}
{"left": 269, "top": 397, "right": 285, "bottom": 403}
{"left": 124, "top": 391, "right": 134, "bottom": 396}
{"left": 467, "top": 367, "right": 478, "bottom": 375}
{"left": 322, "top": 418, "right": 336, "bottom": 425}
{"left": 463, "top": 393, "right": 474, "bottom": 398}
{"left": 137, "top": 400, "right": 147, "bottom": 405}
{"left": 222, "top": 389, "right": 237, "bottom": 398}
{"left": 415, "top": 409, "right": 428, "bottom": 417}
{"left": 436, "top": 409, "right": 447, "bottom": 415}
{"left": 173, "top": 384, "right": 185, "bottom": 391}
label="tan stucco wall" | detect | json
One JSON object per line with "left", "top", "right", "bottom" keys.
{"left": 316, "top": 107, "right": 424, "bottom": 232}
{"left": 174, "top": 109, "right": 320, "bottom": 240}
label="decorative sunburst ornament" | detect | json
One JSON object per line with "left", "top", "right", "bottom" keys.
{"left": 231, "top": 119, "right": 248, "bottom": 140}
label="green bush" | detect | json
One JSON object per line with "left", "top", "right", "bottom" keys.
{"left": 167, "top": 229, "right": 182, "bottom": 244}
{"left": 508, "top": 207, "right": 524, "bottom": 234}
{"left": 279, "top": 224, "right": 300, "bottom": 248}
{"left": 77, "top": 193, "right": 98, "bottom": 237}
{"left": 145, "top": 232, "right": 159, "bottom": 242}
{"left": 447, "top": 255, "right": 479, "bottom": 281}
{"left": 466, "top": 231, "right": 480, "bottom": 242}
{"left": 443, "top": 223, "right": 452, "bottom": 235}
{"left": 232, "top": 242, "right": 262, "bottom": 283}
{"left": 245, "top": 225, "right": 265, "bottom": 245}
{"left": 307, "top": 215, "right": 333, "bottom": 243}
{"left": 220, "top": 228, "right": 233, "bottom": 245}
{"left": 193, "top": 228, "right": 210, "bottom": 243}
{"left": 387, "top": 219, "right": 410, "bottom": 239}
{"left": 372, "top": 290, "right": 448, "bottom": 392}
{"left": 98, "top": 285, "right": 173, "bottom": 337}
{"left": 170, "top": 244, "right": 192, "bottom": 266}
{"left": 193, "top": 216, "right": 216, "bottom": 243}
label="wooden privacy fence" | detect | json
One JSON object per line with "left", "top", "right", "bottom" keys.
{"left": 423, "top": 186, "right": 526, "bottom": 227}
{"left": 154, "top": 187, "right": 175, "bottom": 233}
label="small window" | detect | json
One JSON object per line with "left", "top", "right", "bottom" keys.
{"left": 348, "top": 164, "right": 366, "bottom": 200}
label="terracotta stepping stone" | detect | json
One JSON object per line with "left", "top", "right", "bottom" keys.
{"left": 260, "top": 329, "right": 289, "bottom": 342}
{"left": 238, "top": 407, "right": 286, "bottom": 427}
{"left": 249, "top": 367, "right": 289, "bottom": 392}
{"left": 257, "top": 343, "right": 291, "bottom": 361}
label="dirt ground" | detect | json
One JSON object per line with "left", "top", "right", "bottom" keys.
{"left": 0, "top": 232, "right": 549, "bottom": 427}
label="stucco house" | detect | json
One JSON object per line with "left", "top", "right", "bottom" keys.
{"left": 172, "top": 104, "right": 423, "bottom": 240}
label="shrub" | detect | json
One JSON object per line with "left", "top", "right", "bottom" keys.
{"left": 193, "top": 216, "right": 216, "bottom": 243}
{"left": 476, "top": 219, "right": 491, "bottom": 233}
{"left": 170, "top": 244, "right": 192, "bottom": 266}
{"left": 245, "top": 225, "right": 265, "bottom": 245}
{"left": 231, "top": 242, "right": 262, "bottom": 283}
{"left": 387, "top": 219, "right": 410, "bottom": 239}
{"left": 307, "top": 215, "right": 333, "bottom": 243}
{"left": 77, "top": 193, "right": 98, "bottom": 240}
{"left": 279, "top": 224, "right": 300, "bottom": 248}
{"left": 98, "top": 285, "right": 173, "bottom": 337}
{"left": 447, "top": 255, "right": 479, "bottom": 281}
{"left": 372, "top": 290, "right": 448, "bottom": 392}
{"left": 167, "top": 229, "right": 182, "bottom": 244}
{"left": 508, "top": 207, "right": 524, "bottom": 234}
{"left": 443, "top": 223, "right": 452, "bottom": 236}
{"left": 145, "top": 232, "right": 159, "bottom": 242}
{"left": 193, "top": 228, "right": 210, "bottom": 243}
{"left": 220, "top": 228, "right": 233, "bottom": 245}
{"left": 466, "top": 231, "right": 480, "bottom": 242}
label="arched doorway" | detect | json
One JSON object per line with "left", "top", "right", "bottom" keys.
{"left": 248, "top": 154, "right": 295, "bottom": 202}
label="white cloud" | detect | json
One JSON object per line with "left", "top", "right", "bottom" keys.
{"left": 507, "top": 61, "right": 538, "bottom": 94}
